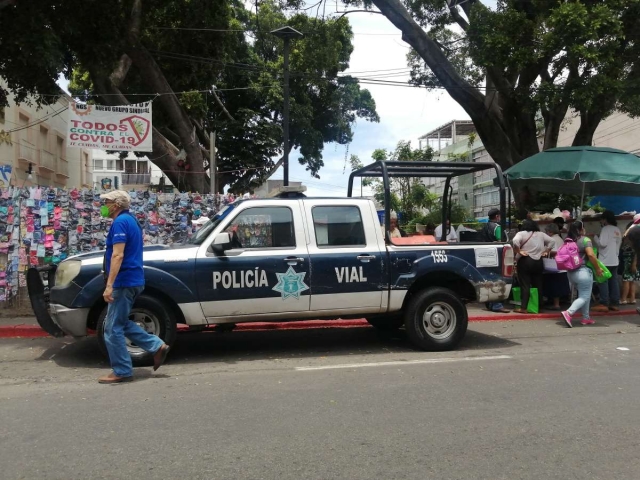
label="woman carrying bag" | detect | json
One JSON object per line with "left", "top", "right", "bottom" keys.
{"left": 561, "top": 221, "right": 603, "bottom": 328}
{"left": 512, "top": 220, "right": 555, "bottom": 314}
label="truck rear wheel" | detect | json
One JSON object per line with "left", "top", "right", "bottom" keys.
{"left": 404, "top": 287, "right": 467, "bottom": 351}
{"left": 97, "top": 294, "right": 177, "bottom": 366}
{"left": 366, "top": 316, "right": 404, "bottom": 331}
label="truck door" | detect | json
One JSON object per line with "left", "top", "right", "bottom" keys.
{"left": 304, "top": 200, "right": 384, "bottom": 314}
{"left": 196, "top": 201, "right": 310, "bottom": 319}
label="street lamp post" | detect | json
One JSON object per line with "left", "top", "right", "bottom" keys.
{"left": 270, "top": 26, "right": 303, "bottom": 187}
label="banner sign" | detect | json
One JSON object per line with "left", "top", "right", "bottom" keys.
{"left": 67, "top": 102, "right": 153, "bottom": 152}
{"left": 0, "top": 165, "right": 11, "bottom": 187}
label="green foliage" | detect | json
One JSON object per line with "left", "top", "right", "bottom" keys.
{"left": 0, "top": 0, "right": 379, "bottom": 193}
{"left": 358, "top": 140, "right": 436, "bottom": 219}
{"left": 421, "top": 201, "right": 470, "bottom": 226}
{"left": 402, "top": 0, "right": 640, "bottom": 129}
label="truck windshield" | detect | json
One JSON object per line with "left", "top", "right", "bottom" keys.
{"left": 188, "top": 204, "right": 235, "bottom": 245}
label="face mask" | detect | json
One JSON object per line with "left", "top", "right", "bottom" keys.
{"left": 100, "top": 205, "right": 111, "bottom": 218}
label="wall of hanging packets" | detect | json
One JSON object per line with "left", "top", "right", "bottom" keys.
{"left": 0, "top": 187, "right": 243, "bottom": 304}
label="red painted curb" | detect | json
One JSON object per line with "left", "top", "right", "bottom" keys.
{"left": 0, "top": 309, "right": 637, "bottom": 338}
{"left": 0, "top": 325, "right": 50, "bottom": 339}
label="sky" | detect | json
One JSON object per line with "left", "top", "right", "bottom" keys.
{"left": 278, "top": 10, "right": 470, "bottom": 197}
{"left": 58, "top": 9, "right": 471, "bottom": 197}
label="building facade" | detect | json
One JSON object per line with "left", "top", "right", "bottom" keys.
{"left": 420, "top": 113, "right": 640, "bottom": 221}
{"left": 0, "top": 80, "right": 92, "bottom": 189}
{"left": 92, "top": 151, "right": 174, "bottom": 191}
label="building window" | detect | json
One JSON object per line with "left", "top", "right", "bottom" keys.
{"left": 137, "top": 160, "right": 149, "bottom": 174}
{"left": 312, "top": 206, "right": 366, "bottom": 247}
{"left": 94, "top": 159, "right": 104, "bottom": 170}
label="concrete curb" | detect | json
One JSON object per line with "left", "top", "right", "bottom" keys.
{"left": 0, "top": 309, "right": 636, "bottom": 339}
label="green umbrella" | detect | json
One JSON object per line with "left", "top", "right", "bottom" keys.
{"left": 505, "top": 146, "right": 640, "bottom": 197}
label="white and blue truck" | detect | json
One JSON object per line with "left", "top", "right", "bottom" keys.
{"left": 28, "top": 161, "right": 514, "bottom": 363}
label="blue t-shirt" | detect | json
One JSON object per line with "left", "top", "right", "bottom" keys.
{"left": 105, "top": 211, "right": 145, "bottom": 288}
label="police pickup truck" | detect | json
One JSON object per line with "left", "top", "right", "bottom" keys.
{"left": 28, "top": 161, "right": 513, "bottom": 363}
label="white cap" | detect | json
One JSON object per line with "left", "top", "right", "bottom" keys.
{"left": 100, "top": 190, "right": 131, "bottom": 209}
{"left": 633, "top": 214, "right": 640, "bottom": 225}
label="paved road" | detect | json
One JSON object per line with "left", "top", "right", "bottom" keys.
{"left": 2, "top": 316, "right": 640, "bottom": 480}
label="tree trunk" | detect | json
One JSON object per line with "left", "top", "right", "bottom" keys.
{"left": 542, "top": 104, "right": 569, "bottom": 150}
{"left": 369, "top": 0, "right": 534, "bottom": 170}
{"left": 90, "top": 71, "right": 197, "bottom": 192}
{"left": 572, "top": 111, "right": 604, "bottom": 146}
{"left": 124, "top": 50, "right": 206, "bottom": 192}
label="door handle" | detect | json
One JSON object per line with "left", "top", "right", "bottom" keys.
{"left": 357, "top": 254, "right": 376, "bottom": 262}
{"left": 283, "top": 256, "right": 305, "bottom": 264}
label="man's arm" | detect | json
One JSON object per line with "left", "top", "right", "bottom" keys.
{"left": 104, "top": 243, "right": 125, "bottom": 303}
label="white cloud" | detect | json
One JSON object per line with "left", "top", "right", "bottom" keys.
{"left": 279, "top": 11, "right": 470, "bottom": 197}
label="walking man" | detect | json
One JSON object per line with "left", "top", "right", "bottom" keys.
{"left": 98, "top": 190, "right": 169, "bottom": 384}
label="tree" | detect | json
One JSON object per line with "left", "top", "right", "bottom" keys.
{"left": 211, "top": 1, "right": 379, "bottom": 192}
{"left": 0, "top": 0, "right": 378, "bottom": 192}
{"left": 353, "top": 140, "right": 438, "bottom": 220}
{"left": 340, "top": 0, "right": 640, "bottom": 203}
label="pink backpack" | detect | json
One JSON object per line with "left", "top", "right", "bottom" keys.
{"left": 555, "top": 238, "right": 584, "bottom": 271}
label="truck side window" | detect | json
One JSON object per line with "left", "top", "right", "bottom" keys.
{"left": 224, "top": 207, "right": 295, "bottom": 248}
{"left": 312, "top": 206, "right": 366, "bottom": 247}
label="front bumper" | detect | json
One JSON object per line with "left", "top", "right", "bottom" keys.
{"left": 49, "top": 304, "right": 90, "bottom": 337}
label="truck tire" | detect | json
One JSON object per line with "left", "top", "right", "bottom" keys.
{"left": 97, "top": 294, "right": 177, "bottom": 366}
{"left": 404, "top": 287, "right": 467, "bottom": 351}
{"left": 366, "top": 316, "right": 404, "bottom": 331}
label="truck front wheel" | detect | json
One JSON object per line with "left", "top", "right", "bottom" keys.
{"left": 404, "top": 287, "right": 468, "bottom": 351}
{"left": 97, "top": 294, "right": 177, "bottom": 366}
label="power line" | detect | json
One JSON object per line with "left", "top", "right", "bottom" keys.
{"left": 3, "top": 107, "right": 68, "bottom": 134}
{"left": 148, "top": 26, "right": 403, "bottom": 36}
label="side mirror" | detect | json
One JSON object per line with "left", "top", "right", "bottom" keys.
{"left": 211, "top": 232, "right": 232, "bottom": 255}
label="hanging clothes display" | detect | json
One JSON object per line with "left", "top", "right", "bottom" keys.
{"left": 0, "top": 187, "right": 245, "bottom": 303}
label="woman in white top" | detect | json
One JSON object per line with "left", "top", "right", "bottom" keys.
{"left": 593, "top": 210, "right": 622, "bottom": 311}
{"left": 512, "top": 220, "right": 555, "bottom": 314}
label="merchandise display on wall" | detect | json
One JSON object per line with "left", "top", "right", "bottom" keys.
{"left": 0, "top": 187, "right": 242, "bottom": 303}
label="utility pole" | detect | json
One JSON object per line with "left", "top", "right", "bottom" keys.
{"left": 271, "top": 26, "right": 303, "bottom": 187}
{"left": 210, "top": 131, "right": 216, "bottom": 195}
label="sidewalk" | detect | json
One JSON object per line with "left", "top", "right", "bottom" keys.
{"left": 0, "top": 303, "right": 637, "bottom": 339}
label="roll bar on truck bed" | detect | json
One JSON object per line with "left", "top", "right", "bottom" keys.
{"left": 347, "top": 161, "right": 507, "bottom": 243}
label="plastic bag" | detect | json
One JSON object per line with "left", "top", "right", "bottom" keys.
{"left": 587, "top": 259, "right": 613, "bottom": 284}
{"left": 511, "top": 287, "right": 539, "bottom": 313}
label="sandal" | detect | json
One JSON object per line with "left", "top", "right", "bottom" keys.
{"left": 513, "top": 309, "right": 529, "bottom": 314}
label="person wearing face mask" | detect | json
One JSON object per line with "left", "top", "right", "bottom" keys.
{"left": 561, "top": 221, "right": 602, "bottom": 327}
{"left": 592, "top": 210, "right": 622, "bottom": 312}
{"left": 98, "top": 190, "right": 169, "bottom": 384}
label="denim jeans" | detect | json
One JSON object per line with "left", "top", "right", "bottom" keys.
{"left": 597, "top": 273, "right": 620, "bottom": 306}
{"left": 567, "top": 266, "right": 594, "bottom": 319}
{"left": 485, "top": 302, "right": 505, "bottom": 312}
{"left": 104, "top": 286, "right": 163, "bottom": 377}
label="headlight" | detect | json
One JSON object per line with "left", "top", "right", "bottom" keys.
{"left": 55, "top": 261, "right": 82, "bottom": 288}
